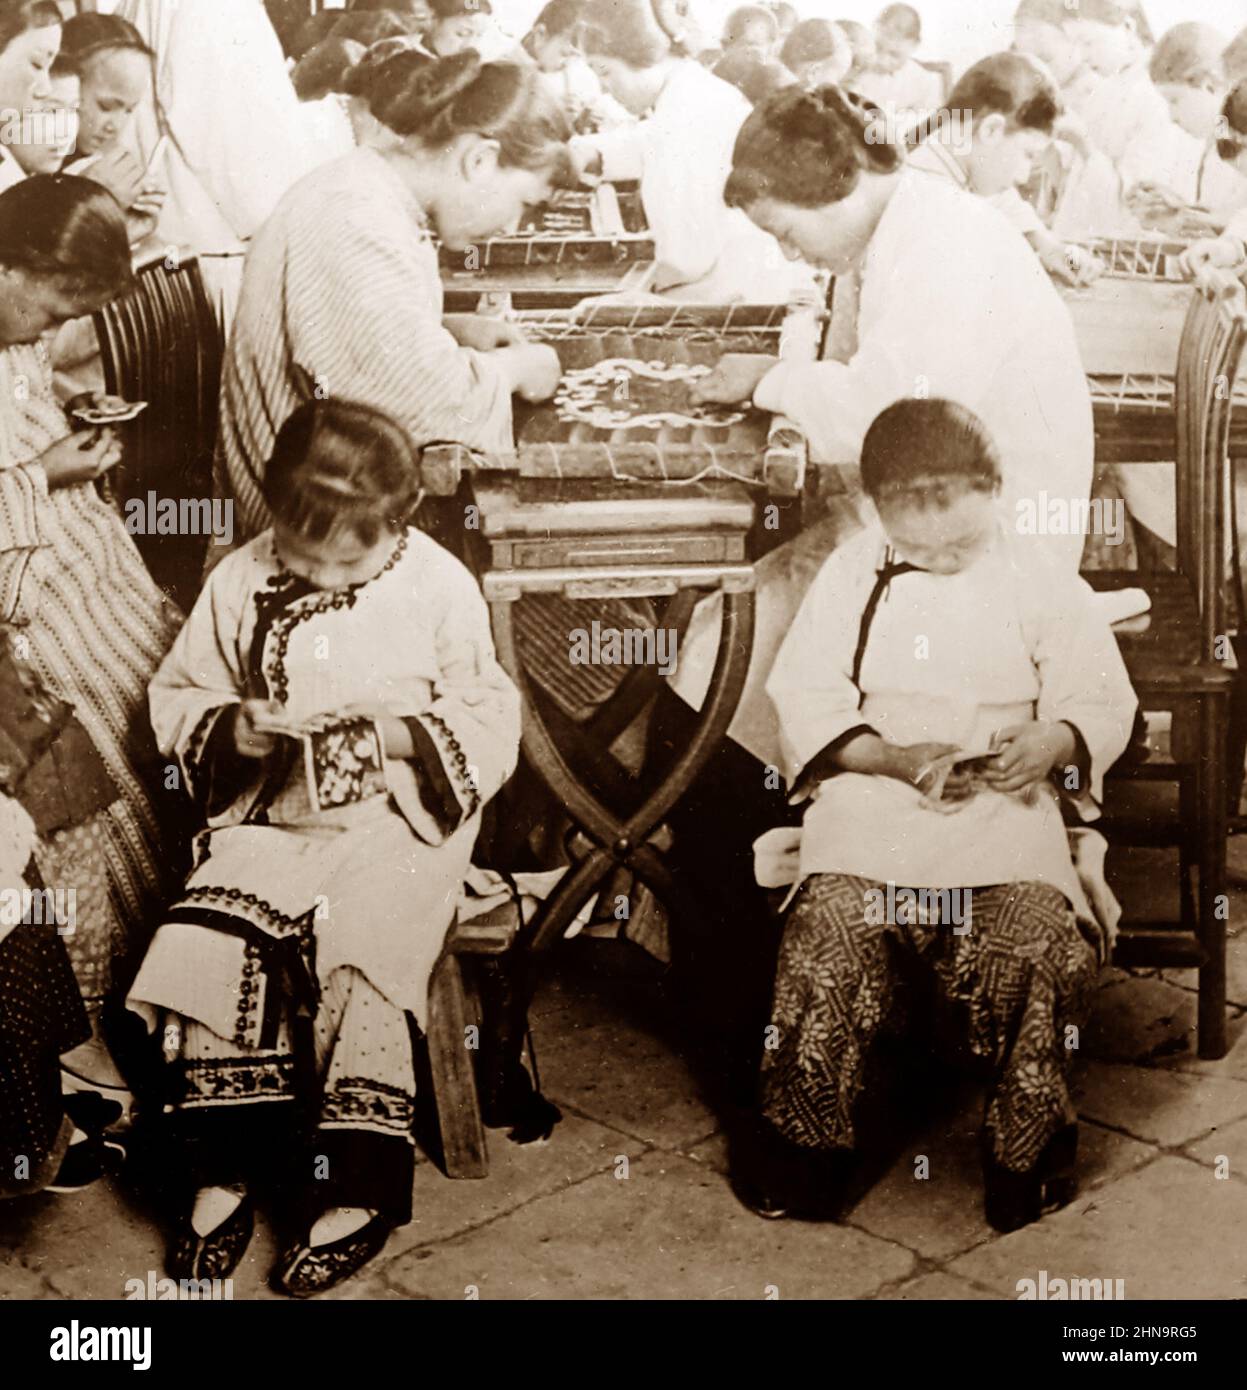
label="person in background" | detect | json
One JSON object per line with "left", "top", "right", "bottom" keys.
{"left": 9, "top": 52, "right": 78, "bottom": 176}
{"left": 0, "top": 1, "right": 63, "bottom": 192}
{"left": 835, "top": 18, "right": 876, "bottom": 95}
{"left": 1227, "top": 27, "right": 1247, "bottom": 89}
{"left": 1008, "top": 14, "right": 1105, "bottom": 230}
{"left": 129, "top": 397, "right": 520, "bottom": 1296}
{"left": 515, "top": 0, "right": 628, "bottom": 131}
{"left": 1065, "top": 0, "right": 1169, "bottom": 196}
{"left": 1181, "top": 83, "right": 1247, "bottom": 282}
{"left": 574, "top": 0, "right": 815, "bottom": 302}
{"left": 769, "top": 4, "right": 797, "bottom": 50}
{"left": 0, "top": 792, "right": 96, "bottom": 1199}
{"left": 0, "top": 175, "right": 183, "bottom": 1102}
{"left": 689, "top": 85, "right": 1094, "bottom": 558}
{"left": 720, "top": 5, "right": 777, "bottom": 65}
{"left": 1127, "top": 22, "right": 1246, "bottom": 232}
{"left": 650, "top": 0, "right": 714, "bottom": 61}
{"left": 908, "top": 53, "right": 1102, "bottom": 287}
{"left": 1010, "top": 0, "right": 1137, "bottom": 237}
{"left": 288, "top": 6, "right": 422, "bottom": 65}
{"left": 58, "top": 13, "right": 164, "bottom": 240}
{"left": 713, "top": 48, "right": 793, "bottom": 107}
{"left": 780, "top": 20, "right": 852, "bottom": 90}
{"left": 216, "top": 53, "right": 568, "bottom": 546}
{"left": 737, "top": 397, "right": 1135, "bottom": 1228}
{"left": 425, "top": 0, "right": 491, "bottom": 58}
{"left": 853, "top": 3, "right": 942, "bottom": 124}
{"left": 115, "top": 0, "right": 339, "bottom": 325}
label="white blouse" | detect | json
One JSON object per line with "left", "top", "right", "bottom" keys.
{"left": 578, "top": 60, "right": 814, "bottom": 303}
{"left": 764, "top": 520, "right": 1137, "bottom": 936}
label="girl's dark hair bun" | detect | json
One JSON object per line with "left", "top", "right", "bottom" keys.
{"left": 414, "top": 49, "right": 484, "bottom": 114}
{"left": 370, "top": 48, "right": 482, "bottom": 133}
{"left": 726, "top": 81, "right": 901, "bottom": 210}
{"left": 786, "top": 85, "right": 901, "bottom": 172}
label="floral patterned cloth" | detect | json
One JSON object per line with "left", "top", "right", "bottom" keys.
{"left": 761, "top": 872, "right": 1098, "bottom": 1174}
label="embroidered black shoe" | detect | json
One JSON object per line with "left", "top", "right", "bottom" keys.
{"left": 270, "top": 1215, "right": 394, "bottom": 1298}
{"left": 166, "top": 1196, "right": 255, "bottom": 1283}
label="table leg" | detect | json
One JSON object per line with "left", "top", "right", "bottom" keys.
{"left": 488, "top": 587, "right": 756, "bottom": 955}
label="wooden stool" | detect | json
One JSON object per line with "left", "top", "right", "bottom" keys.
{"left": 425, "top": 903, "right": 519, "bottom": 1179}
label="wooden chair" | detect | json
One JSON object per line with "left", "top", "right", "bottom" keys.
{"left": 1084, "top": 283, "right": 1247, "bottom": 1060}
{"left": 92, "top": 254, "right": 224, "bottom": 612}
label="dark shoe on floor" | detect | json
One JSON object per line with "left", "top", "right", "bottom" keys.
{"left": 271, "top": 1215, "right": 394, "bottom": 1298}
{"left": 166, "top": 1196, "right": 255, "bottom": 1283}
{"left": 729, "top": 1116, "right": 857, "bottom": 1222}
{"left": 62, "top": 1089, "right": 125, "bottom": 1137}
{"left": 45, "top": 1133, "right": 120, "bottom": 1194}
{"left": 982, "top": 1124, "right": 1079, "bottom": 1234}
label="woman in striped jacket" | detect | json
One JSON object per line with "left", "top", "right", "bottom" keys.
{"left": 0, "top": 176, "right": 182, "bottom": 1084}
{"left": 215, "top": 50, "right": 571, "bottom": 549}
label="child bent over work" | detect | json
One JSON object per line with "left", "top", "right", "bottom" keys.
{"left": 738, "top": 398, "right": 1137, "bottom": 1233}
{"left": 127, "top": 399, "right": 520, "bottom": 1296}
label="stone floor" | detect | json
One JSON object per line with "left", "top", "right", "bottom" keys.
{"left": 4, "top": 840, "right": 1247, "bottom": 1302}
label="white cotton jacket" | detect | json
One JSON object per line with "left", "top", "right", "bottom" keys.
{"left": 752, "top": 170, "right": 1094, "bottom": 568}
{"left": 578, "top": 60, "right": 814, "bottom": 303}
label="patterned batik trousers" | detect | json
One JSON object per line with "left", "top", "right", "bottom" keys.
{"left": 760, "top": 874, "right": 1099, "bottom": 1173}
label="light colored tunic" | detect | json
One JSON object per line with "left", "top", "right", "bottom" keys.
{"left": 117, "top": 0, "right": 327, "bottom": 246}
{"left": 671, "top": 170, "right": 1094, "bottom": 767}
{"left": 129, "top": 526, "right": 520, "bottom": 1031}
{"left": 853, "top": 60, "right": 944, "bottom": 124}
{"left": 0, "top": 342, "right": 181, "bottom": 961}
{"left": 1080, "top": 61, "right": 1173, "bottom": 194}
{"left": 576, "top": 60, "right": 815, "bottom": 303}
{"left": 1143, "top": 125, "right": 1247, "bottom": 220}
{"left": 907, "top": 133, "right": 1046, "bottom": 237}
{"left": 765, "top": 520, "right": 1137, "bottom": 938}
{"left": 216, "top": 147, "right": 514, "bottom": 544}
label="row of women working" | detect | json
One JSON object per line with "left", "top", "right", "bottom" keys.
{"left": 0, "top": 0, "right": 1235, "bottom": 1291}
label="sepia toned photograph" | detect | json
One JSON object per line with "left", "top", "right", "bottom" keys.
{"left": 0, "top": 0, "right": 1244, "bottom": 1358}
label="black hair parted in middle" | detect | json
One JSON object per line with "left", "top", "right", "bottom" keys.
{"left": 262, "top": 398, "right": 424, "bottom": 547}
{"left": 860, "top": 399, "right": 1003, "bottom": 502}
{"left": 725, "top": 83, "right": 902, "bottom": 210}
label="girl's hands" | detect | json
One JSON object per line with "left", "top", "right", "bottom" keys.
{"left": 689, "top": 353, "right": 774, "bottom": 405}
{"left": 37, "top": 428, "right": 122, "bottom": 489}
{"left": 87, "top": 147, "right": 147, "bottom": 213}
{"left": 1040, "top": 238, "right": 1103, "bottom": 287}
{"left": 889, "top": 742, "right": 962, "bottom": 796}
{"left": 234, "top": 700, "right": 290, "bottom": 759}
{"left": 1180, "top": 236, "right": 1246, "bottom": 300}
{"left": 979, "top": 721, "right": 1075, "bottom": 795}
{"left": 126, "top": 184, "right": 167, "bottom": 244}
